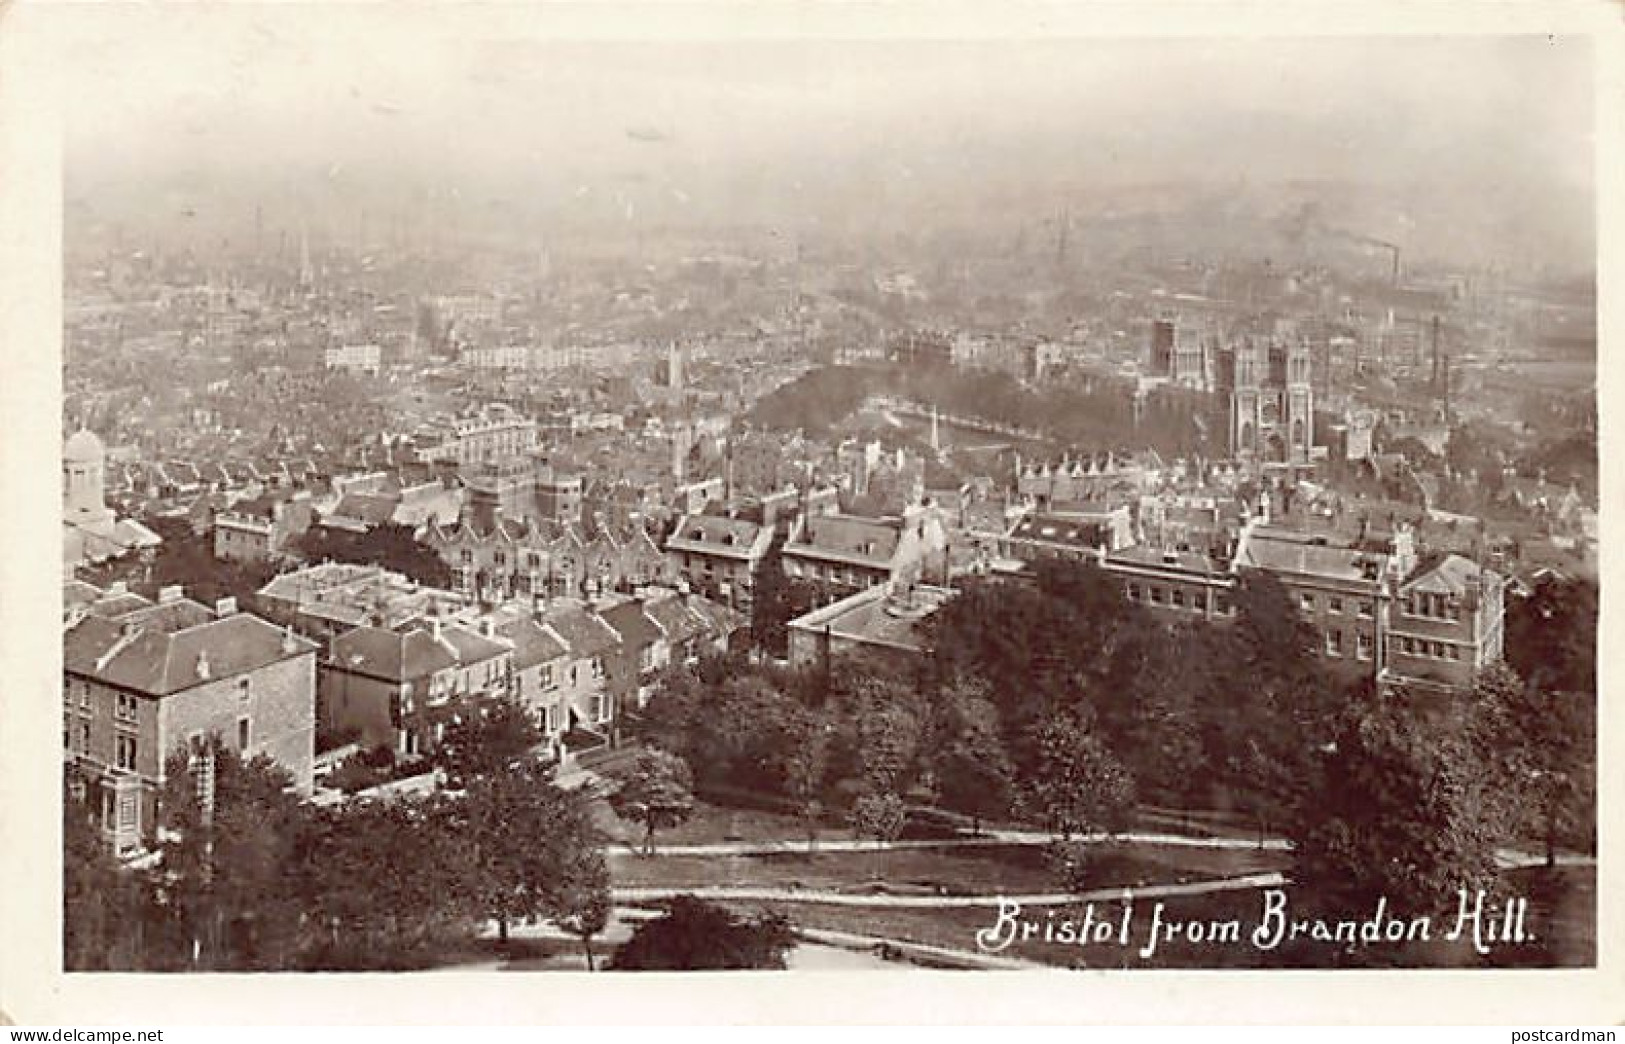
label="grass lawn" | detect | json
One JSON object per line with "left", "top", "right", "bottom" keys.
{"left": 609, "top": 840, "right": 1290, "bottom": 896}
{"left": 720, "top": 865, "right": 1595, "bottom": 970}
{"left": 593, "top": 798, "right": 854, "bottom": 850}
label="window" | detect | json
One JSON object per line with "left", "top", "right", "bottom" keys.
{"left": 1150, "top": 586, "right": 1166, "bottom": 605}
{"left": 494, "top": 551, "right": 506, "bottom": 566}
{"left": 1329, "top": 596, "right": 1343, "bottom": 614}
{"left": 544, "top": 704, "right": 558, "bottom": 733}
{"left": 461, "top": 549, "right": 473, "bottom": 562}
{"left": 78, "top": 681, "right": 91, "bottom": 710}
{"left": 1126, "top": 583, "right": 1141, "bottom": 601}
{"left": 1325, "top": 629, "right": 1343, "bottom": 657}
{"left": 589, "top": 694, "right": 609, "bottom": 723}
{"left": 115, "top": 734, "right": 137, "bottom": 771}
{"left": 80, "top": 722, "right": 91, "bottom": 752}
{"left": 237, "top": 678, "right": 251, "bottom": 705}
{"left": 1358, "top": 600, "right": 1373, "bottom": 619}
{"left": 1192, "top": 592, "right": 1208, "bottom": 612}
{"left": 1300, "top": 593, "right": 1315, "bottom": 611}
{"left": 1447, "top": 644, "right": 1461, "bottom": 661}
{"left": 539, "top": 664, "right": 555, "bottom": 690}
{"left": 1356, "top": 633, "right": 1373, "bottom": 661}
{"left": 1172, "top": 589, "right": 1186, "bottom": 608}
{"left": 237, "top": 718, "right": 250, "bottom": 749}
{"left": 1432, "top": 641, "right": 1445, "bottom": 658}
{"left": 115, "top": 693, "right": 139, "bottom": 723}
{"left": 1214, "top": 596, "right": 1231, "bottom": 615}
{"left": 591, "top": 657, "right": 605, "bottom": 680}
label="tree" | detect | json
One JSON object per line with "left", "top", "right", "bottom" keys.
{"left": 1016, "top": 715, "right": 1136, "bottom": 840}
{"left": 156, "top": 737, "right": 317, "bottom": 970}
{"left": 1290, "top": 682, "right": 1501, "bottom": 915}
{"left": 610, "top": 896, "right": 797, "bottom": 970}
{"left": 546, "top": 852, "right": 612, "bottom": 971}
{"left": 784, "top": 706, "right": 833, "bottom": 851}
{"left": 1505, "top": 574, "right": 1597, "bottom": 697}
{"left": 1472, "top": 663, "right": 1597, "bottom": 866}
{"left": 445, "top": 760, "right": 598, "bottom": 943}
{"left": 433, "top": 696, "right": 544, "bottom": 786}
{"left": 295, "top": 522, "right": 451, "bottom": 588}
{"left": 291, "top": 792, "right": 483, "bottom": 970}
{"left": 609, "top": 749, "right": 697, "bottom": 854}
{"left": 926, "top": 684, "right": 1013, "bottom": 836}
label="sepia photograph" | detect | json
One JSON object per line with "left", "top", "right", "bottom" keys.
{"left": 2, "top": 0, "right": 1618, "bottom": 1025}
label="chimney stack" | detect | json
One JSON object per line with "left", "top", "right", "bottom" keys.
{"left": 159, "top": 585, "right": 184, "bottom": 605}
{"left": 214, "top": 597, "right": 237, "bottom": 617}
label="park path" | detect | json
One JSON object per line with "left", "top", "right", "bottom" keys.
{"left": 610, "top": 870, "right": 1289, "bottom": 909}
{"left": 607, "top": 831, "right": 1594, "bottom": 872}
{"left": 607, "top": 829, "right": 1291, "bottom": 858}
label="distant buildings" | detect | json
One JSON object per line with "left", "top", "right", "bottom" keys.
{"left": 412, "top": 403, "right": 538, "bottom": 467}
{"left": 63, "top": 429, "right": 162, "bottom": 572}
{"left": 324, "top": 343, "right": 381, "bottom": 377}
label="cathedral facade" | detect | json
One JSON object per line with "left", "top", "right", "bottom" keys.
{"left": 1217, "top": 337, "right": 1314, "bottom": 464}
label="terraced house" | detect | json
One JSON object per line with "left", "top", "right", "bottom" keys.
{"left": 63, "top": 585, "right": 318, "bottom": 854}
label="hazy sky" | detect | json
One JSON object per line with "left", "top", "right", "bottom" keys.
{"left": 44, "top": 6, "right": 1596, "bottom": 264}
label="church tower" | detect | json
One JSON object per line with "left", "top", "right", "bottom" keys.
{"left": 1286, "top": 335, "right": 1314, "bottom": 462}
{"left": 1229, "top": 338, "right": 1262, "bottom": 459}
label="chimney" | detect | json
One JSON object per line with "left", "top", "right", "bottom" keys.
{"left": 214, "top": 596, "right": 237, "bottom": 617}
{"left": 159, "top": 585, "right": 184, "bottom": 605}
{"left": 195, "top": 650, "right": 211, "bottom": 681}
{"left": 281, "top": 626, "right": 300, "bottom": 654}
{"left": 108, "top": 581, "right": 128, "bottom": 597}
{"left": 431, "top": 617, "right": 442, "bottom": 641}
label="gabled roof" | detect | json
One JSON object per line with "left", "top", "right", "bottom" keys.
{"left": 1402, "top": 554, "right": 1498, "bottom": 596}
{"left": 666, "top": 514, "right": 765, "bottom": 557}
{"left": 495, "top": 617, "right": 568, "bottom": 670}
{"left": 644, "top": 595, "right": 704, "bottom": 643}
{"left": 330, "top": 625, "right": 456, "bottom": 682}
{"left": 436, "top": 625, "right": 512, "bottom": 664}
{"left": 541, "top": 603, "right": 620, "bottom": 658}
{"left": 65, "top": 612, "right": 316, "bottom": 696}
{"left": 792, "top": 513, "right": 900, "bottom": 564}
{"left": 599, "top": 600, "right": 663, "bottom": 651}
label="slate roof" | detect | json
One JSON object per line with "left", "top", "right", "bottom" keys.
{"left": 329, "top": 625, "right": 456, "bottom": 682}
{"left": 793, "top": 514, "right": 900, "bottom": 564}
{"left": 1234, "top": 531, "right": 1387, "bottom": 583}
{"left": 65, "top": 612, "right": 316, "bottom": 696}
{"left": 541, "top": 604, "right": 620, "bottom": 659}
{"left": 495, "top": 617, "right": 569, "bottom": 670}
{"left": 1403, "top": 554, "right": 1497, "bottom": 596}
{"left": 599, "top": 601, "right": 663, "bottom": 652}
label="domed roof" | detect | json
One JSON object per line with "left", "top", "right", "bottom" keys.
{"left": 64, "top": 428, "right": 105, "bottom": 464}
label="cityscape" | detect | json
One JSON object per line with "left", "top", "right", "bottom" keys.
{"left": 53, "top": 19, "right": 1598, "bottom": 974}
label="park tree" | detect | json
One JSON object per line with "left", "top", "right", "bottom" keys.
{"left": 1472, "top": 663, "right": 1597, "bottom": 866}
{"left": 783, "top": 705, "right": 833, "bottom": 850}
{"left": 546, "top": 849, "right": 613, "bottom": 971}
{"left": 610, "top": 895, "right": 797, "bottom": 970}
{"left": 1290, "top": 682, "right": 1501, "bottom": 915}
{"left": 609, "top": 748, "right": 697, "bottom": 854}
{"left": 291, "top": 792, "right": 482, "bottom": 969}
{"left": 926, "top": 682, "right": 1014, "bottom": 836}
{"left": 1016, "top": 715, "right": 1136, "bottom": 841}
{"left": 452, "top": 759, "right": 607, "bottom": 943}
{"left": 1504, "top": 574, "right": 1597, "bottom": 697}
{"left": 156, "top": 737, "right": 313, "bottom": 970}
